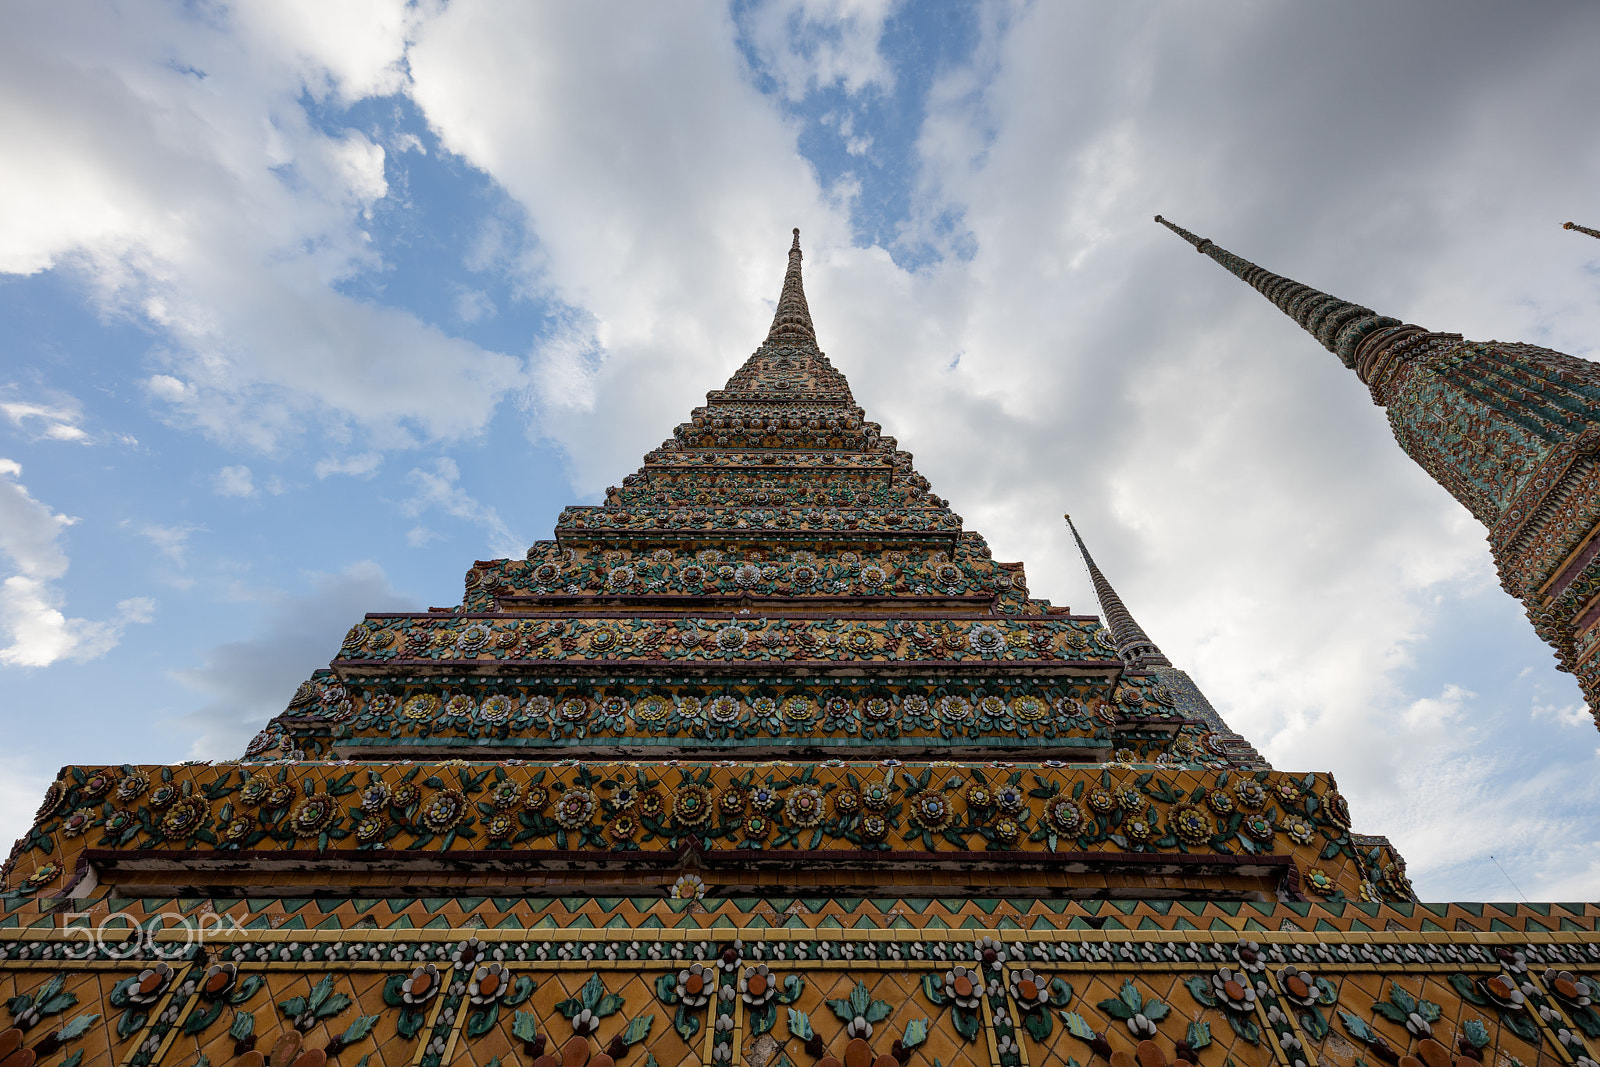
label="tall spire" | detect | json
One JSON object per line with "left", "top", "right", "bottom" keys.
{"left": 1153, "top": 215, "right": 1416, "bottom": 369}
{"left": 1064, "top": 514, "right": 1170, "bottom": 668}
{"left": 765, "top": 227, "right": 817, "bottom": 344}
{"left": 1565, "top": 221, "right": 1600, "bottom": 241}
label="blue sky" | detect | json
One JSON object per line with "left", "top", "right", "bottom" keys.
{"left": 3, "top": 0, "right": 1600, "bottom": 900}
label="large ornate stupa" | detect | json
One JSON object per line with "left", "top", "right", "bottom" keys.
{"left": 0, "top": 231, "right": 1594, "bottom": 1067}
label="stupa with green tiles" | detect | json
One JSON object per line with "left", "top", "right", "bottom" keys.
{"left": 0, "top": 230, "right": 1594, "bottom": 1067}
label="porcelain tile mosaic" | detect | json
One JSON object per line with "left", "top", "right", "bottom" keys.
{"left": 1, "top": 230, "right": 1594, "bottom": 1067}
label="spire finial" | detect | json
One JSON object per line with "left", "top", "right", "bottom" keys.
{"left": 1565, "top": 221, "right": 1600, "bottom": 241}
{"left": 1154, "top": 215, "right": 1412, "bottom": 369}
{"left": 766, "top": 227, "right": 816, "bottom": 344}
{"left": 1064, "top": 514, "right": 1170, "bottom": 668}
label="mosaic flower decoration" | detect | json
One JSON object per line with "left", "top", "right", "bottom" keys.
{"left": 554, "top": 788, "right": 597, "bottom": 830}
{"left": 401, "top": 963, "right": 442, "bottom": 1005}
{"left": 1205, "top": 789, "right": 1235, "bottom": 816}
{"left": 479, "top": 694, "right": 516, "bottom": 725}
{"left": 1208, "top": 969, "right": 1258, "bottom": 1013}
{"left": 995, "top": 785, "right": 1025, "bottom": 815}
{"left": 1240, "top": 814, "right": 1275, "bottom": 843}
{"left": 558, "top": 698, "right": 590, "bottom": 723}
{"left": 420, "top": 788, "right": 469, "bottom": 834}
{"left": 1233, "top": 780, "right": 1268, "bottom": 811}
{"left": 785, "top": 786, "right": 824, "bottom": 827}
{"left": 33, "top": 781, "right": 65, "bottom": 824}
{"left": 148, "top": 783, "right": 179, "bottom": 809}
{"left": 1012, "top": 695, "right": 1049, "bottom": 722}
{"left": 525, "top": 695, "right": 555, "bottom": 721}
{"left": 354, "top": 815, "right": 386, "bottom": 844}
{"left": 969, "top": 625, "right": 1006, "bottom": 654}
{"left": 1123, "top": 814, "right": 1154, "bottom": 843}
{"left": 1046, "top": 798, "right": 1085, "bottom": 836}
{"left": 123, "top": 963, "right": 174, "bottom": 1007}
{"left": 489, "top": 779, "right": 523, "bottom": 812}
{"left": 1276, "top": 967, "right": 1321, "bottom": 1009}
{"left": 199, "top": 962, "right": 238, "bottom": 1000}
{"left": 740, "top": 965, "right": 778, "bottom": 1007}
{"left": 940, "top": 966, "right": 983, "bottom": 1010}
{"left": 1284, "top": 815, "right": 1316, "bottom": 846}
{"left": 673, "top": 785, "right": 713, "bottom": 828}
{"left": 834, "top": 790, "right": 862, "bottom": 817}
{"left": 909, "top": 792, "right": 953, "bottom": 832}
{"left": 993, "top": 817, "right": 1022, "bottom": 845}
{"left": 115, "top": 774, "right": 148, "bottom": 803}
{"left": 468, "top": 963, "right": 512, "bottom": 1005}
{"left": 1086, "top": 788, "right": 1117, "bottom": 814}
{"left": 1324, "top": 790, "right": 1352, "bottom": 828}
{"left": 1304, "top": 868, "right": 1335, "bottom": 895}
{"left": 937, "top": 696, "right": 973, "bottom": 724}
{"left": 863, "top": 697, "right": 893, "bottom": 721}
{"left": 634, "top": 695, "right": 672, "bottom": 724}
{"left": 80, "top": 771, "right": 115, "bottom": 799}
{"left": 670, "top": 873, "right": 706, "bottom": 901}
{"left": 860, "top": 814, "right": 888, "bottom": 840}
{"left": 668, "top": 962, "right": 715, "bottom": 1013}
{"left": 1479, "top": 973, "right": 1526, "bottom": 1011}
{"left": 1544, "top": 969, "right": 1596, "bottom": 1010}
{"left": 718, "top": 788, "right": 746, "bottom": 817}
{"left": 976, "top": 936, "right": 1008, "bottom": 970}
{"left": 708, "top": 696, "right": 742, "bottom": 725}
{"left": 289, "top": 795, "right": 338, "bottom": 837}
{"left": 391, "top": 782, "right": 421, "bottom": 809}
{"left": 18, "top": 863, "right": 60, "bottom": 892}
{"left": 445, "top": 694, "right": 476, "bottom": 718}
{"left": 58, "top": 809, "right": 98, "bottom": 839}
{"left": 1274, "top": 780, "right": 1304, "bottom": 806}
{"left": 357, "top": 781, "right": 390, "bottom": 813}
{"left": 1172, "top": 805, "right": 1213, "bottom": 845}
{"left": 1233, "top": 941, "right": 1267, "bottom": 974}
{"left": 781, "top": 696, "right": 816, "bottom": 722}
{"left": 103, "top": 808, "right": 139, "bottom": 840}
{"left": 637, "top": 790, "right": 664, "bottom": 819}
{"left": 402, "top": 694, "right": 440, "bottom": 721}
{"left": 1009, "top": 968, "right": 1052, "bottom": 1012}
{"left": 159, "top": 796, "right": 209, "bottom": 839}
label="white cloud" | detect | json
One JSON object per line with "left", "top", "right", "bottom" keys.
{"left": 214, "top": 464, "right": 257, "bottom": 497}
{"left": 0, "top": 1, "right": 528, "bottom": 456}
{"left": 0, "top": 399, "right": 89, "bottom": 442}
{"left": 313, "top": 452, "right": 382, "bottom": 478}
{"left": 139, "top": 523, "right": 201, "bottom": 567}
{"left": 402, "top": 457, "right": 521, "bottom": 558}
{"left": 407, "top": 0, "right": 858, "bottom": 490}
{"left": 738, "top": 0, "right": 897, "bottom": 102}
{"left": 0, "top": 459, "right": 153, "bottom": 665}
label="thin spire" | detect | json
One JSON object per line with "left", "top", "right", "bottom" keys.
{"left": 1064, "top": 514, "right": 1170, "bottom": 668}
{"left": 1153, "top": 215, "right": 1412, "bottom": 369}
{"left": 1565, "top": 221, "right": 1600, "bottom": 241}
{"left": 765, "top": 227, "right": 817, "bottom": 344}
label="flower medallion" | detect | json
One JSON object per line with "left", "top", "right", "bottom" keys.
{"left": 554, "top": 788, "right": 596, "bottom": 830}
{"left": 419, "top": 789, "right": 468, "bottom": 834}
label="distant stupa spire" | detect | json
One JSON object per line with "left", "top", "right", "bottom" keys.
{"left": 1064, "top": 514, "right": 1170, "bottom": 668}
{"left": 1565, "top": 221, "right": 1600, "bottom": 241}
{"left": 766, "top": 227, "right": 817, "bottom": 343}
{"left": 1153, "top": 215, "right": 1413, "bottom": 369}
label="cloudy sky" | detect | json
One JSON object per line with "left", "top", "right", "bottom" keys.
{"left": 3, "top": 0, "right": 1599, "bottom": 900}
